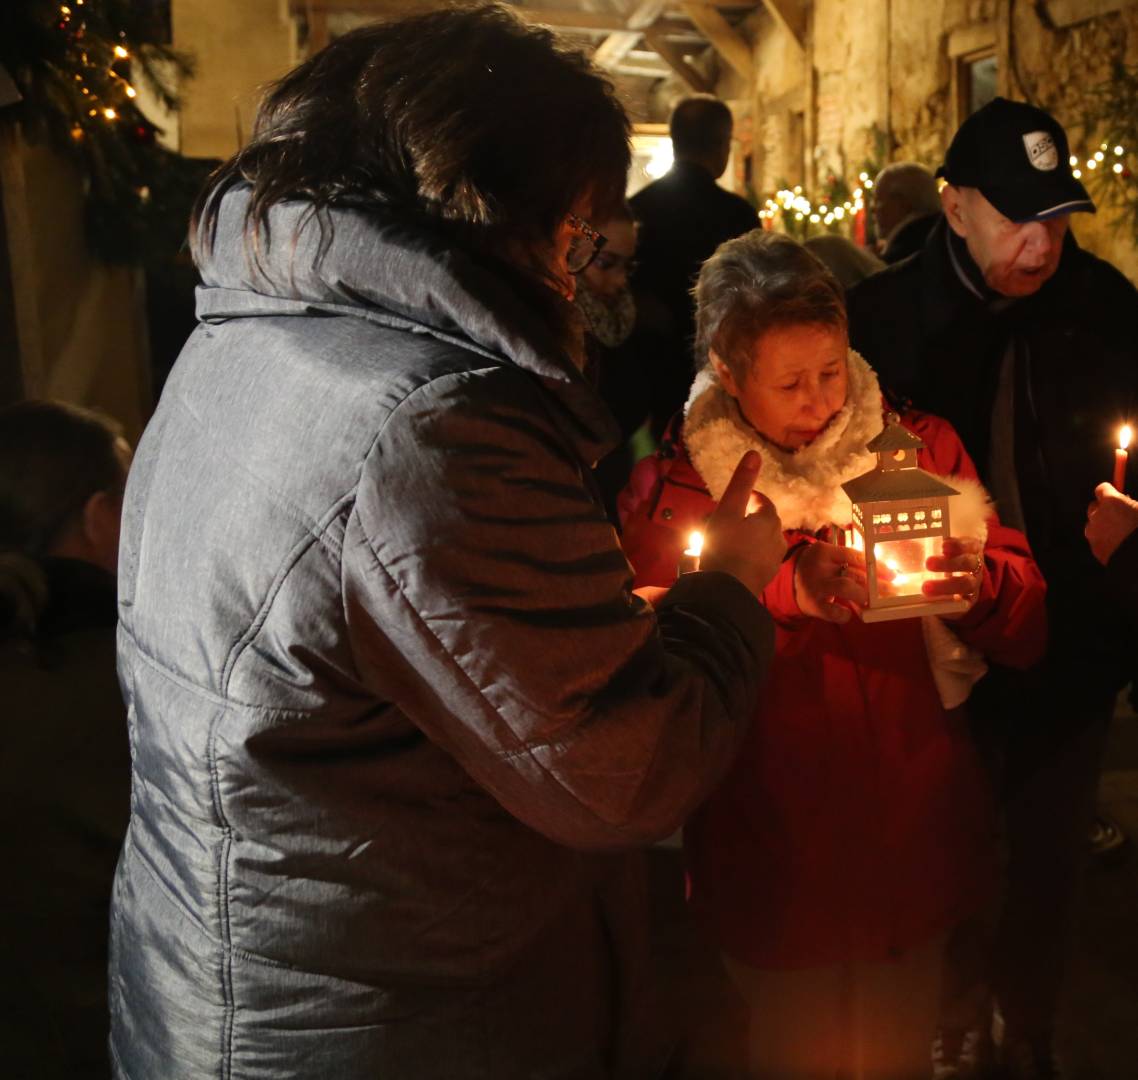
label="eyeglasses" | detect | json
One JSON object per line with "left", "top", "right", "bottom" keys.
{"left": 566, "top": 213, "right": 607, "bottom": 273}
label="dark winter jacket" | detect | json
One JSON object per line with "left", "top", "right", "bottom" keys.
{"left": 630, "top": 162, "right": 758, "bottom": 429}
{"left": 847, "top": 218, "right": 1138, "bottom": 704}
{"left": 109, "top": 188, "right": 774, "bottom": 1080}
{"left": 0, "top": 555, "right": 127, "bottom": 1080}
{"left": 880, "top": 211, "right": 941, "bottom": 264}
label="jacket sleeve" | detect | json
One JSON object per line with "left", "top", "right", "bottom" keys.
{"left": 916, "top": 412, "right": 1048, "bottom": 669}
{"left": 341, "top": 365, "right": 775, "bottom": 852}
{"left": 1106, "top": 528, "right": 1138, "bottom": 609}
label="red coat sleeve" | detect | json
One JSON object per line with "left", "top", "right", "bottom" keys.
{"left": 908, "top": 410, "right": 1048, "bottom": 669}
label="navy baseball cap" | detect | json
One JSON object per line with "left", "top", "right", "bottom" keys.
{"left": 936, "top": 97, "right": 1095, "bottom": 222}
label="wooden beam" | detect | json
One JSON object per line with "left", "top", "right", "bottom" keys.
{"left": 292, "top": 0, "right": 625, "bottom": 29}
{"left": 758, "top": 0, "right": 805, "bottom": 51}
{"left": 1043, "top": 0, "right": 1136, "bottom": 27}
{"left": 642, "top": 27, "right": 712, "bottom": 93}
{"left": 679, "top": 3, "right": 753, "bottom": 82}
{"left": 516, "top": 9, "right": 628, "bottom": 33}
{"left": 947, "top": 22, "right": 995, "bottom": 58}
{"left": 594, "top": 0, "right": 669, "bottom": 71}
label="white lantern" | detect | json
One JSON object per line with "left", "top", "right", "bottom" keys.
{"left": 841, "top": 421, "right": 969, "bottom": 622}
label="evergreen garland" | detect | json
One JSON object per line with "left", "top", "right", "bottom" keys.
{"left": 0, "top": 0, "right": 211, "bottom": 264}
{"left": 1078, "top": 61, "right": 1138, "bottom": 246}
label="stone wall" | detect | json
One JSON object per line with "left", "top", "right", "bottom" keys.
{"left": 0, "top": 132, "right": 151, "bottom": 437}
{"left": 173, "top": 0, "right": 297, "bottom": 160}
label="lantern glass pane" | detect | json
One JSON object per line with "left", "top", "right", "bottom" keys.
{"left": 873, "top": 535, "right": 941, "bottom": 599}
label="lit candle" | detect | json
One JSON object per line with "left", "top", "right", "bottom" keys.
{"left": 1114, "top": 424, "right": 1132, "bottom": 492}
{"left": 678, "top": 530, "right": 703, "bottom": 575}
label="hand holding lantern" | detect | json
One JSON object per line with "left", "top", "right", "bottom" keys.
{"left": 794, "top": 542, "right": 868, "bottom": 623}
{"left": 923, "top": 536, "right": 985, "bottom": 615}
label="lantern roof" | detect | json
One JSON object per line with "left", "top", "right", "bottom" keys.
{"left": 842, "top": 467, "right": 960, "bottom": 503}
{"left": 866, "top": 422, "right": 925, "bottom": 453}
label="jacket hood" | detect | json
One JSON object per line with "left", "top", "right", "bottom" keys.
{"left": 192, "top": 186, "right": 618, "bottom": 456}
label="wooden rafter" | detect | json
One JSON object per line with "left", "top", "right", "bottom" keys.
{"left": 593, "top": 0, "right": 670, "bottom": 71}
{"left": 290, "top": 0, "right": 738, "bottom": 87}
{"left": 642, "top": 28, "right": 712, "bottom": 93}
{"left": 758, "top": 0, "right": 805, "bottom": 51}
{"left": 679, "top": 2, "right": 753, "bottom": 81}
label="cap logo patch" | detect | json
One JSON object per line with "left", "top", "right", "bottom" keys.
{"left": 1023, "top": 130, "right": 1058, "bottom": 171}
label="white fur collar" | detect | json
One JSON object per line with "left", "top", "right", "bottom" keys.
{"left": 683, "top": 348, "right": 884, "bottom": 531}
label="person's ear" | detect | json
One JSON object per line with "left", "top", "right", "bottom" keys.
{"left": 941, "top": 184, "right": 968, "bottom": 238}
{"left": 80, "top": 489, "right": 123, "bottom": 574}
{"left": 710, "top": 350, "right": 741, "bottom": 398}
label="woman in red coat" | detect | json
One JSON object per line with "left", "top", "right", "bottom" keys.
{"left": 619, "top": 232, "right": 1046, "bottom": 1078}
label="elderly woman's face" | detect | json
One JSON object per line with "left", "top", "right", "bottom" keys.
{"left": 717, "top": 323, "right": 849, "bottom": 451}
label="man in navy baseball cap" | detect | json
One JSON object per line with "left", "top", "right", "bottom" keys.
{"left": 936, "top": 97, "right": 1096, "bottom": 297}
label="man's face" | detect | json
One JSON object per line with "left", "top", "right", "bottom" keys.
{"left": 942, "top": 185, "right": 1068, "bottom": 298}
{"left": 872, "top": 175, "right": 905, "bottom": 242}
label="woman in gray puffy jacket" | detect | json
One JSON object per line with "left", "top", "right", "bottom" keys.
{"left": 108, "top": 7, "right": 787, "bottom": 1078}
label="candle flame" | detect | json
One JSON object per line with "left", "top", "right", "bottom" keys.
{"left": 884, "top": 558, "right": 909, "bottom": 586}
{"left": 1121, "top": 425, "right": 1132, "bottom": 451}
{"left": 684, "top": 530, "right": 703, "bottom": 557}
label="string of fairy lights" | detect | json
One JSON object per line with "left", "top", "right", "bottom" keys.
{"left": 57, "top": 0, "right": 141, "bottom": 140}
{"left": 757, "top": 171, "right": 873, "bottom": 228}
{"left": 1070, "top": 142, "right": 1131, "bottom": 181}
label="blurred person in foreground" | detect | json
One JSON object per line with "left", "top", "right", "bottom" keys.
{"left": 107, "top": 7, "right": 786, "bottom": 1079}
{"left": 872, "top": 161, "right": 943, "bottom": 264}
{"left": 0, "top": 400, "right": 131, "bottom": 1079}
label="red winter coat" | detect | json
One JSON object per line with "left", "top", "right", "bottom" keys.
{"left": 619, "top": 409, "right": 1047, "bottom": 968}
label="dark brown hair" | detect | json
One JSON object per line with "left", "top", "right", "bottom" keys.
{"left": 0, "top": 400, "right": 125, "bottom": 557}
{"left": 694, "top": 231, "right": 847, "bottom": 381}
{"left": 192, "top": 5, "right": 631, "bottom": 272}
{"left": 670, "top": 96, "right": 733, "bottom": 161}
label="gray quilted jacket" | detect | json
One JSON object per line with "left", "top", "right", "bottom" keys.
{"left": 109, "top": 189, "right": 773, "bottom": 1079}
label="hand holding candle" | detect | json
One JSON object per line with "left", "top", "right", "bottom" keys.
{"left": 698, "top": 450, "right": 786, "bottom": 596}
{"left": 1114, "top": 424, "right": 1131, "bottom": 493}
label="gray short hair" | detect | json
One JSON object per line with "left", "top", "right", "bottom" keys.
{"left": 874, "top": 162, "right": 941, "bottom": 217}
{"left": 693, "top": 230, "right": 847, "bottom": 382}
